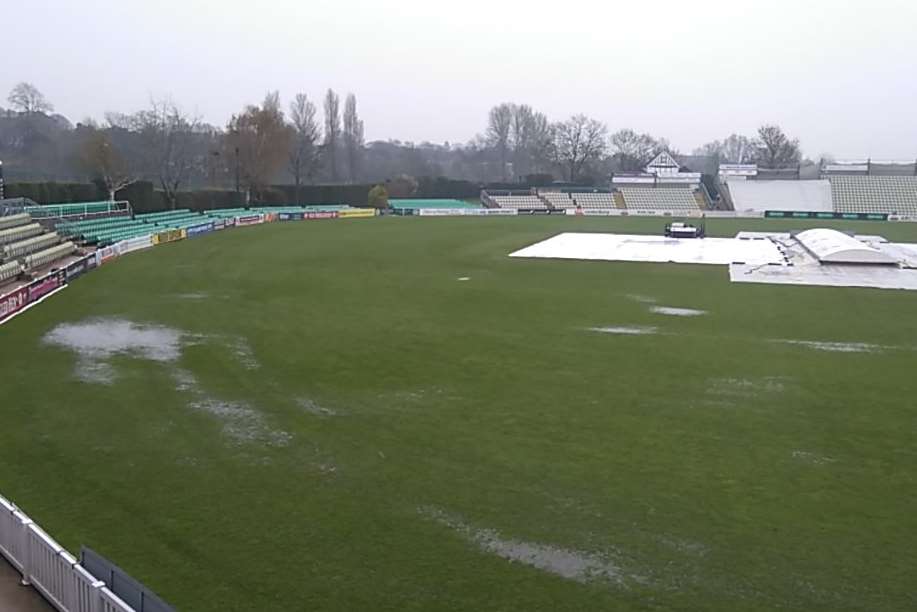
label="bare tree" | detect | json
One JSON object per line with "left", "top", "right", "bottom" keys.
{"left": 323, "top": 89, "right": 341, "bottom": 182}
{"left": 528, "top": 112, "right": 555, "bottom": 175}
{"left": 78, "top": 129, "right": 136, "bottom": 201}
{"left": 342, "top": 93, "right": 365, "bottom": 183}
{"left": 289, "top": 93, "right": 322, "bottom": 201}
{"left": 130, "top": 99, "right": 202, "bottom": 209}
{"left": 509, "top": 104, "right": 534, "bottom": 179}
{"left": 753, "top": 124, "right": 801, "bottom": 168}
{"left": 610, "top": 129, "right": 667, "bottom": 172}
{"left": 486, "top": 103, "right": 513, "bottom": 181}
{"left": 694, "top": 134, "right": 753, "bottom": 164}
{"left": 554, "top": 115, "right": 608, "bottom": 181}
{"left": 7, "top": 82, "right": 54, "bottom": 115}
{"left": 225, "top": 91, "right": 292, "bottom": 202}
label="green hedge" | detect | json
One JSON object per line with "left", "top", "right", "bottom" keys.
{"left": 6, "top": 182, "right": 103, "bottom": 204}
{"left": 6, "top": 177, "right": 493, "bottom": 213}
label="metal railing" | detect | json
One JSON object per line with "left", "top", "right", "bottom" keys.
{"left": 0, "top": 493, "right": 135, "bottom": 612}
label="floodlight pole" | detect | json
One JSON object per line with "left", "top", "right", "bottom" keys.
{"left": 0, "top": 160, "right": 4, "bottom": 200}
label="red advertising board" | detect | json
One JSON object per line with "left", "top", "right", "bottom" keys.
{"left": 305, "top": 211, "right": 338, "bottom": 220}
{"left": 0, "top": 285, "right": 30, "bottom": 323}
{"left": 27, "top": 271, "right": 65, "bottom": 302}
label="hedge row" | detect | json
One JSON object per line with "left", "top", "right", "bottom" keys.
{"left": 5, "top": 178, "right": 492, "bottom": 213}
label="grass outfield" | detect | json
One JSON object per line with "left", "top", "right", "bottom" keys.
{"left": 2, "top": 215, "right": 917, "bottom": 611}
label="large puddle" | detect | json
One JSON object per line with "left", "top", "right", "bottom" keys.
{"left": 43, "top": 318, "right": 262, "bottom": 383}
{"left": 420, "top": 506, "right": 643, "bottom": 586}
{"left": 775, "top": 340, "right": 886, "bottom": 353}
{"left": 650, "top": 306, "right": 707, "bottom": 317}
{"left": 43, "top": 318, "right": 182, "bottom": 384}
{"left": 589, "top": 326, "right": 659, "bottom": 336}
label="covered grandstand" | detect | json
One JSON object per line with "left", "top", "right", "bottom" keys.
{"left": 727, "top": 180, "right": 832, "bottom": 213}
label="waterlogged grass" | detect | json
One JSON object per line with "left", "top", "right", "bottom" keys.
{"left": 2, "top": 216, "right": 917, "bottom": 611}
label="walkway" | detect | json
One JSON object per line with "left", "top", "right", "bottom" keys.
{"left": 0, "top": 557, "right": 52, "bottom": 612}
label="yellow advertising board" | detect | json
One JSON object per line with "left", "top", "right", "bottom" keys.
{"left": 338, "top": 208, "right": 376, "bottom": 219}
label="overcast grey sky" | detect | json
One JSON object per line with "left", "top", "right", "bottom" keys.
{"left": 5, "top": 0, "right": 917, "bottom": 158}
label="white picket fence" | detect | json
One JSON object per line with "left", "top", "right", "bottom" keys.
{"left": 0, "top": 494, "right": 135, "bottom": 612}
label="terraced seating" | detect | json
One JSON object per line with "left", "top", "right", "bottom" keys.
{"left": 23, "top": 242, "right": 76, "bottom": 271}
{"left": 58, "top": 217, "right": 143, "bottom": 239}
{"left": 540, "top": 192, "right": 575, "bottom": 209}
{"left": 205, "top": 208, "right": 249, "bottom": 219}
{"left": 491, "top": 195, "right": 547, "bottom": 209}
{"left": 619, "top": 187, "right": 700, "bottom": 211}
{"left": 0, "top": 260, "right": 22, "bottom": 285}
{"left": 2, "top": 233, "right": 61, "bottom": 261}
{"left": 149, "top": 213, "right": 207, "bottom": 230}
{"left": 0, "top": 213, "right": 33, "bottom": 231}
{"left": 135, "top": 209, "right": 195, "bottom": 223}
{"left": 0, "top": 223, "right": 44, "bottom": 246}
{"left": 829, "top": 176, "right": 917, "bottom": 214}
{"left": 570, "top": 192, "right": 616, "bottom": 209}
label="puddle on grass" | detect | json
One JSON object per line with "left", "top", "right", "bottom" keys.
{"left": 457, "top": 277, "right": 471, "bottom": 281}
{"left": 227, "top": 337, "right": 260, "bottom": 370}
{"left": 792, "top": 450, "right": 837, "bottom": 465}
{"left": 589, "top": 326, "right": 659, "bottom": 336}
{"left": 172, "top": 369, "right": 291, "bottom": 447}
{"left": 650, "top": 306, "right": 707, "bottom": 317}
{"left": 419, "top": 506, "right": 644, "bottom": 587}
{"left": 43, "top": 318, "right": 183, "bottom": 383}
{"left": 625, "top": 294, "right": 657, "bottom": 304}
{"left": 189, "top": 397, "right": 292, "bottom": 447}
{"left": 775, "top": 340, "right": 886, "bottom": 353}
{"left": 297, "top": 397, "right": 337, "bottom": 417}
{"left": 175, "top": 292, "right": 210, "bottom": 300}
{"left": 707, "top": 377, "right": 788, "bottom": 397}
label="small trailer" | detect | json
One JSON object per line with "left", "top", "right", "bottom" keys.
{"left": 664, "top": 221, "right": 705, "bottom": 239}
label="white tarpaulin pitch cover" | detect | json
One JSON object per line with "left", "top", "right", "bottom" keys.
{"left": 509, "top": 232, "right": 786, "bottom": 266}
{"left": 510, "top": 231, "right": 917, "bottom": 291}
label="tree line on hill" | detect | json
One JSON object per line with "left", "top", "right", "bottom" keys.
{"left": 2, "top": 81, "right": 810, "bottom": 207}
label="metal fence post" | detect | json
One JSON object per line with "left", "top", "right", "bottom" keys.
{"left": 18, "top": 516, "right": 32, "bottom": 586}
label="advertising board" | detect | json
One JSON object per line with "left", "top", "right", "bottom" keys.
{"left": 338, "top": 208, "right": 376, "bottom": 219}
{"left": 0, "top": 285, "right": 30, "bottom": 323}
{"left": 186, "top": 222, "right": 214, "bottom": 238}
{"left": 236, "top": 215, "right": 264, "bottom": 226}
{"left": 96, "top": 245, "right": 118, "bottom": 265}
{"left": 27, "top": 270, "right": 66, "bottom": 302}
{"left": 305, "top": 211, "right": 338, "bottom": 220}
{"left": 64, "top": 255, "right": 92, "bottom": 282}
{"left": 278, "top": 212, "right": 305, "bottom": 221}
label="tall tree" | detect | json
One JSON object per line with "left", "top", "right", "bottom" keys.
{"left": 553, "top": 115, "right": 608, "bottom": 182}
{"left": 78, "top": 128, "right": 135, "bottom": 201}
{"left": 609, "top": 129, "right": 664, "bottom": 172}
{"left": 342, "top": 93, "right": 365, "bottom": 183}
{"left": 509, "top": 104, "right": 535, "bottom": 179}
{"left": 225, "top": 91, "right": 291, "bottom": 202}
{"left": 486, "top": 103, "right": 513, "bottom": 181}
{"left": 323, "top": 89, "right": 341, "bottom": 182}
{"left": 528, "top": 111, "right": 555, "bottom": 175}
{"left": 7, "top": 82, "right": 53, "bottom": 115}
{"left": 693, "top": 134, "right": 753, "bottom": 164}
{"left": 753, "top": 124, "right": 801, "bottom": 168}
{"left": 131, "top": 99, "right": 202, "bottom": 209}
{"left": 288, "top": 93, "right": 322, "bottom": 200}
